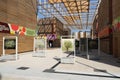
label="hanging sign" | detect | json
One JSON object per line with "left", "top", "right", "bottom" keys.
{"left": 0, "top": 22, "right": 10, "bottom": 33}
{"left": 9, "top": 24, "right": 26, "bottom": 35}
{"left": 47, "top": 34, "right": 56, "bottom": 40}
{"left": 0, "top": 21, "right": 35, "bottom": 36}
{"left": 26, "top": 28, "right": 35, "bottom": 36}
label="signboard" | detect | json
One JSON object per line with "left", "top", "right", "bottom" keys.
{"left": 61, "top": 36, "right": 75, "bottom": 64}
{"left": 9, "top": 24, "right": 26, "bottom": 35}
{"left": 3, "top": 36, "right": 18, "bottom": 60}
{"left": 0, "top": 21, "right": 35, "bottom": 36}
{"left": 33, "top": 37, "right": 47, "bottom": 57}
{"left": 26, "top": 28, "right": 35, "bottom": 36}
{"left": 113, "top": 17, "right": 120, "bottom": 32}
{"left": 4, "top": 39, "right": 16, "bottom": 49}
{"left": 61, "top": 39, "right": 74, "bottom": 52}
{"left": 0, "top": 22, "right": 10, "bottom": 33}
{"left": 47, "top": 34, "right": 56, "bottom": 40}
{"left": 88, "top": 39, "right": 98, "bottom": 50}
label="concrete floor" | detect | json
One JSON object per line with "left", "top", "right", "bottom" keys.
{"left": 0, "top": 48, "right": 120, "bottom": 80}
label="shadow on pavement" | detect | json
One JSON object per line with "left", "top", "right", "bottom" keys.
{"left": 76, "top": 51, "right": 120, "bottom": 67}
{"left": 43, "top": 68, "right": 120, "bottom": 79}
{"left": 75, "top": 61, "right": 119, "bottom": 78}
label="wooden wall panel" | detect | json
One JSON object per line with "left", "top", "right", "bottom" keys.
{"left": 0, "top": 0, "right": 37, "bottom": 55}
{"left": 100, "top": 39, "right": 110, "bottom": 54}
{"left": 98, "top": 0, "right": 109, "bottom": 32}
{"left": 0, "top": 33, "right": 34, "bottom": 55}
{"left": 112, "top": 0, "right": 120, "bottom": 20}
{"left": 113, "top": 32, "right": 120, "bottom": 58}
{"left": 97, "top": 0, "right": 110, "bottom": 54}
{"left": 38, "top": 18, "right": 64, "bottom": 35}
{"left": 112, "top": 0, "right": 120, "bottom": 58}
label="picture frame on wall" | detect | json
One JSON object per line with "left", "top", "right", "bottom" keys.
{"left": 4, "top": 39, "right": 16, "bottom": 49}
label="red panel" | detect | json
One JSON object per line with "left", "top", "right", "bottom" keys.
{"left": 98, "top": 27, "right": 110, "bottom": 38}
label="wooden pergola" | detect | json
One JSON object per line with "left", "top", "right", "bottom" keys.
{"left": 38, "top": 0, "right": 100, "bottom": 30}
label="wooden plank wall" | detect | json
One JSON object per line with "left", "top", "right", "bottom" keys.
{"left": 38, "top": 18, "right": 64, "bottom": 35}
{"left": 97, "top": 0, "right": 110, "bottom": 54}
{"left": 98, "top": 0, "right": 109, "bottom": 32}
{"left": 0, "top": 0, "right": 37, "bottom": 55}
{"left": 55, "top": 18, "right": 64, "bottom": 35}
{"left": 38, "top": 17, "right": 64, "bottom": 47}
{"left": 112, "top": 0, "right": 120, "bottom": 58}
{"left": 113, "top": 32, "right": 120, "bottom": 58}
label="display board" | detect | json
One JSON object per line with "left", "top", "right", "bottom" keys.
{"left": 2, "top": 36, "right": 18, "bottom": 60}
{"left": 33, "top": 37, "right": 47, "bottom": 57}
{"left": 80, "top": 38, "right": 87, "bottom": 55}
{"left": 88, "top": 39, "right": 98, "bottom": 50}
{"left": 4, "top": 39, "right": 16, "bottom": 49}
{"left": 61, "top": 36, "right": 75, "bottom": 64}
{"left": 87, "top": 38, "right": 100, "bottom": 60}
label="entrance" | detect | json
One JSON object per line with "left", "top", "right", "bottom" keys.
{"left": 48, "top": 40, "right": 53, "bottom": 48}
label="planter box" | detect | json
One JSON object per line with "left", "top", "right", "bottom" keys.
{"left": 61, "top": 57, "right": 74, "bottom": 64}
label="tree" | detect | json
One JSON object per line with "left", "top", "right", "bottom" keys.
{"left": 64, "top": 40, "right": 72, "bottom": 51}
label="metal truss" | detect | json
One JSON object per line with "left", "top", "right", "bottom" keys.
{"left": 37, "top": 0, "right": 99, "bottom": 30}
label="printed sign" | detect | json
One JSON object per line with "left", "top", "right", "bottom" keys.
{"left": 61, "top": 39, "right": 74, "bottom": 52}
{"left": 88, "top": 39, "right": 98, "bottom": 50}
{"left": 9, "top": 24, "right": 26, "bottom": 35}
{"left": 4, "top": 39, "right": 16, "bottom": 49}
{"left": 0, "top": 22, "right": 10, "bottom": 33}
{"left": 0, "top": 21, "right": 35, "bottom": 36}
{"left": 26, "top": 28, "right": 35, "bottom": 36}
{"left": 47, "top": 34, "right": 56, "bottom": 40}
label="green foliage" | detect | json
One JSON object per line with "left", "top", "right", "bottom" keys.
{"left": 64, "top": 40, "right": 72, "bottom": 51}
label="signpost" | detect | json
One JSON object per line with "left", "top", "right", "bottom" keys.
{"left": 87, "top": 38, "right": 100, "bottom": 60}
{"left": 2, "top": 36, "right": 18, "bottom": 60}
{"left": 61, "top": 36, "right": 75, "bottom": 64}
{"left": 33, "top": 37, "right": 47, "bottom": 57}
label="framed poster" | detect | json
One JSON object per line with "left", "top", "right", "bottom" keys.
{"left": 87, "top": 38, "right": 100, "bottom": 60}
{"left": 35, "top": 38, "right": 45, "bottom": 50}
{"left": 61, "top": 36, "right": 75, "bottom": 64}
{"left": 88, "top": 39, "right": 98, "bottom": 50}
{"left": 4, "top": 39, "right": 16, "bottom": 49}
{"left": 33, "top": 37, "right": 47, "bottom": 57}
{"left": 3, "top": 36, "right": 18, "bottom": 60}
{"left": 61, "top": 39, "right": 74, "bottom": 52}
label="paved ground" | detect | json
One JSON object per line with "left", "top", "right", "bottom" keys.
{"left": 0, "top": 48, "right": 120, "bottom": 80}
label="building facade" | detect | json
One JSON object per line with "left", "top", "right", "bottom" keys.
{"left": 38, "top": 17, "right": 64, "bottom": 47}
{"left": 93, "top": 0, "right": 120, "bottom": 58}
{"left": 0, "top": 0, "right": 37, "bottom": 55}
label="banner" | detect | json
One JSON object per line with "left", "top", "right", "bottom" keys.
{"left": 26, "top": 28, "right": 35, "bottom": 36}
{"left": 113, "top": 17, "right": 120, "bottom": 31}
{"left": 9, "top": 24, "right": 26, "bottom": 35}
{"left": 0, "top": 22, "right": 10, "bottom": 33}
{"left": 61, "top": 39, "right": 74, "bottom": 52}
{"left": 0, "top": 21, "right": 36, "bottom": 36}
{"left": 47, "top": 34, "right": 56, "bottom": 40}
